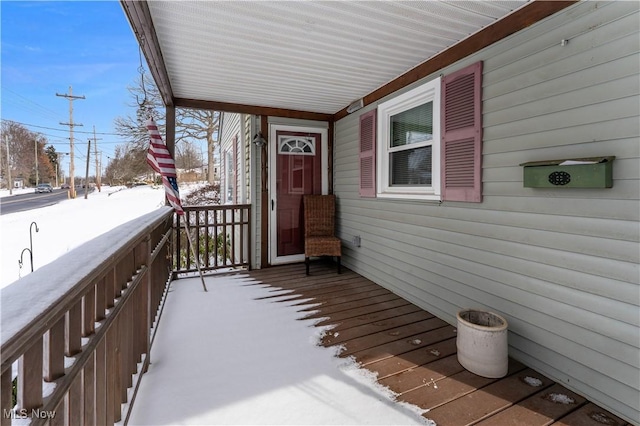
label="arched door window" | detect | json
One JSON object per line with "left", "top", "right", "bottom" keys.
{"left": 278, "top": 136, "right": 315, "bottom": 155}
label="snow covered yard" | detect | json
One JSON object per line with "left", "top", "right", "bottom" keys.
{"left": 0, "top": 185, "right": 196, "bottom": 289}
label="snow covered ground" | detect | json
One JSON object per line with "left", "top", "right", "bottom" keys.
{"left": 0, "top": 185, "right": 167, "bottom": 289}
{"left": 0, "top": 185, "right": 428, "bottom": 425}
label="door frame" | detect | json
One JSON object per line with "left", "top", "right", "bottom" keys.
{"left": 269, "top": 124, "right": 328, "bottom": 265}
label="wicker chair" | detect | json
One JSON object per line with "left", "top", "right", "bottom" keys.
{"left": 303, "top": 194, "right": 341, "bottom": 275}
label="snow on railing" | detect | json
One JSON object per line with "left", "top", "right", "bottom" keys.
{"left": 1, "top": 207, "right": 174, "bottom": 425}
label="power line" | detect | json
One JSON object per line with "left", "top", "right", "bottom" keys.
{"left": 1, "top": 87, "right": 64, "bottom": 122}
{"left": 35, "top": 135, "right": 128, "bottom": 145}
{"left": 2, "top": 119, "right": 120, "bottom": 136}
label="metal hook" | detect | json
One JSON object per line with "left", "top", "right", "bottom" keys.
{"left": 136, "top": 48, "right": 147, "bottom": 108}
{"left": 135, "top": 36, "right": 148, "bottom": 108}
{"left": 19, "top": 248, "right": 33, "bottom": 273}
{"left": 18, "top": 221, "right": 39, "bottom": 275}
{"left": 30, "top": 221, "right": 39, "bottom": 252}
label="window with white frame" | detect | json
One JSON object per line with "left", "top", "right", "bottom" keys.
{"left": 225, "top": 150, "right": 234, "bottom": 203}
{"left": 360, "top": 62, "right": 482, "bottom": 203}
{"left": 377, "top": 77, "right": 441, "bottom": 199}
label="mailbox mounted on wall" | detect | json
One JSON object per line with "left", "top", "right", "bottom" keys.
{"left": 520, "top": 156, "right": 615, "bottom": 189}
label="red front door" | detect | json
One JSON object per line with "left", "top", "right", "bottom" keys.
{"left": 275, "top": 131, "right": 322, "bottom": 257}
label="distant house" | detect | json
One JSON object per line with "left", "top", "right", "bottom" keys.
{"left": 124, "top": 1, "right": 640, "bottom": 422}
{"left": 219, "top": 113, "right": 251, "bottom": 206}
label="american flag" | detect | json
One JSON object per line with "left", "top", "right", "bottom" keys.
{"left": 146, "top": 119, "right": 184, "bottom": 215}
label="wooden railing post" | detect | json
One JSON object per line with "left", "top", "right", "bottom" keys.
{"left": 1, "top": 369, "right": 11, "bottom": 426}
{"left": 204, "top": 208, "right": 210, "bottom": 268}
{"left": 95, "top": 339, "right": 107, "bottom": 425}
{"left": 83, "top": 352, "right": 95, "bottom": 426}
{"left": 144, "top": 235, "right": 152, "bottom": 372}
{"left": 106, "top": 268, "right": 116, "bottom": 309}
{"left": 121, "top": 301, "right": 130, "bottom": 402}
{"left": 66, "top": 301, "right": 82, "bottom": 356}
{"left": 175, "top": 213, "right": 182, "bottom": 273}
{"left": 51, "top": 397, "right": 65, "bottom": 426}
{"left": 106, "top": 317, "right": 120, "bottom": 424}
{"left": 44, "top": 317, "right": 65, "bottom": 382}
{"left": 95, "top": 276, "right": 106, "bottom": 321}
{"left": 18, "top": 337, "right": 43, "bottom": 411}
{"left": 213, "top": 209, "right": 219, "bottom": 269}
{"left": 67, "top": 371, "right": 82, "bottom": 425}
{"left": 82, "top": 287, "right": 96, "bottom": 337}
{"left": 195, "top": 210, "right": 201, "bottom": 265}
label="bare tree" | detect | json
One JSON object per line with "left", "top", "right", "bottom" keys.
{"left": 103, "top": 144, "right": 151, "bottom": 186}
{"left": 113, "top": 77, "right": 164, "bottom": 150}
{"left": 177, "top": 108, "right": 220, "bottom": 183}
{"left": 176, "top": 139, "right": 201, "bottom": 171}
{"left": 1, "top": 120, "right": 54, "bottom": 186}
{"left": 113, "top": 76, "right": 220, "bottom": 183}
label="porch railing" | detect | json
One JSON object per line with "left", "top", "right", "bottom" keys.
{"left": 173, "top": 204, "right": 251, "bottom": 275}
{"left": 0, "top": 204, "right": 253, "bottom": 426}
{"left": 0, "top": 207, "right": 174, "bottom": 426}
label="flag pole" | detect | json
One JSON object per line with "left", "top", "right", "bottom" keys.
{"left": 181, "top": 218, "right": 208, "bottom": 292}
{"left": 145, "top": 117, "right": 208, "bottom": 292}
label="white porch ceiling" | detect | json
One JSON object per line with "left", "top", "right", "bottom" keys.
{"left": 142, "top": 1, "right": 529, "bottom": 115}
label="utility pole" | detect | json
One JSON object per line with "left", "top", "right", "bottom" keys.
{"left": 5, "top": 135, "right": 12, "bottom": 195}
{"left": 99, "top": 152, "right": 102, "bottom": 189}
{"left": 85, "top": 139, "right": 91, "bottom": 199}
{"left": 56, "top": 86, "right": 85, "bottom": 199}
{"left": 56, "top": 152, "right": 68, "bottom": 187}
{"left": 90, "top": 125, "right": 102, "bottom": 192}
{"left": 34, "top": 139, "right": 39, "bottom": 186}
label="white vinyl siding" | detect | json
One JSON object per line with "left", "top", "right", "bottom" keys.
{"left": 220, "top": 112, "right": 241, "bottom": 203}
{"left": 332, "top": 1, "right": 639, "bottom": 423}
{"left": 221, "top": 112, "right": 254, "bottom": 266}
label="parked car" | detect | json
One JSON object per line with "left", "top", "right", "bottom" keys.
{"left": 35, "top": 183, "right": 53, "bottom": 193}
{"left": 61, "top": 183, "right": 70, "bottom": 189}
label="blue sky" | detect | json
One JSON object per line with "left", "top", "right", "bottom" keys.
{"left": 1, "top": 1, "right": 143, "bottom": 174}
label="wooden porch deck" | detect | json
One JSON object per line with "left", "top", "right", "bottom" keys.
{"left": 246, "top": 262, "right": 629, "bottom": 426}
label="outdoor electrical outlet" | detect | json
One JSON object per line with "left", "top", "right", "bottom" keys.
{"left": 353, "top": 235, "right": 361, "bottom": 247}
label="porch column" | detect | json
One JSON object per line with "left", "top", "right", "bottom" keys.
{"left": 260, "top": 115, "right": 269, "bottom": 268}
{"left": 166, "top": 105, "right": 176, "bottom": 158}
{"left": 166, "top": 105, "right": 176, "bottom": 209}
